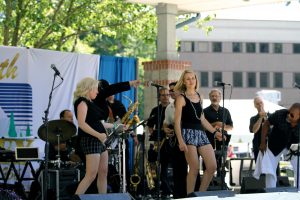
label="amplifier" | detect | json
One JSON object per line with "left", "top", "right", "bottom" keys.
{"left": 39, "top": 168, "right": 80, "bottom": 200}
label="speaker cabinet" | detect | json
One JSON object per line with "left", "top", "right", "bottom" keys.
{"left": 75, "top": 193, "right": 132, "bottom": 200}
{"left": 187, "top": 190, "right": 235, "bottom": 198}
{"left": 265, "top": 186, "right": 298, "bottom": 193}
{"left": 241, "top": 176, "right": 292, "bottom": 194}
{"left": 39, "top": 169, "right": 80, "bottom": 200}
{"left": 276, "top": 176, "right": 290, "bottom": 187}
{"left": 240, "top": 176, "right": 265, "bottom": 194}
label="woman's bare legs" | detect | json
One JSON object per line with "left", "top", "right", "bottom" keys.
{"left": 185, "top": 145, "right": 200, "bottom": 194}
{"left": 198, "top": 144, "right": 217, "bottom": 191}
{"left": 97, "top": 150, "right": 108, "bottom": 193}
{"left": 75, "top": 154, "right": 100, "bottom": 194}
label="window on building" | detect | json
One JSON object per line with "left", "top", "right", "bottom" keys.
{"left": 232, "top": 42, "right": 242, "bottom": 53}
{"left": 177, "top": 41, "right": 181, "bottom": 52}
{"left": 181, "top": 41, "right": 193, "bottom": 52}
{"left": 274, "top": 72, "right": 283, "bottom": 88}
{"left": 213, "top": 72, "right": 222, "bottom": 86}
{"left": 259, "top": 43, "right": 269, "bottom": 53}
{"left": 273, "top": 43, "right": 282, "bottom": 54}
{"left": 294, "top": 73, "right": 300, "bottom": 85}
{"left": 246, "top": 43, "right": 256, "bottom": 53}
{"left": 293, "top": 43, "right": 300, "bottom": 54}
{"left": 191, "top": 41, "right": 195, "bottom": 52}
{"left": 212, "top": 42, "right": 222, "bottom": 52}
{"left": 198, "top": 42, "right": 209, "bottom": 52}
{"left": 247, "top": 72, "right": 256, "bottom": 88}
{"left": 260, "top": 72, "right": 269, "bottom": 88}
{"left": 200, "top": 72, "right": 209, "bottom": 87}
{"left": 233, "top": 72, "right": 243, "bottom": 87}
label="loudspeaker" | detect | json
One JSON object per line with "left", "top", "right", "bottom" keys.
{"left": 39, "top": 169, "right": 80, "bottom": 200}
{"left": 276, "top": 176, "right": 290, "bottom": 187}
{"left": 74, "top": 193, "right": 132, "bottom": 200}
{"left": 187, "top": 190, "right": 235, "bottom": 198}
{"left": 265, "top": 186, "right": 298, "bottom": 193}
{"left": 240, "top": 176, "right": 265, "bottom": 194}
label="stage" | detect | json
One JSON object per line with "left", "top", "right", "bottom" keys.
{"left": 181, "top": 191, "right": 300, "bottom": 200}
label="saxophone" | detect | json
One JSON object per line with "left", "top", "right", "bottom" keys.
{"left": 130, "top": 144, "right": 141, "bottom": 192}
{"left": 146, "top": 161, "right": 156, "bottom": 190}
{"left": 121, "top": 95, "right": 139, "bottom": 126}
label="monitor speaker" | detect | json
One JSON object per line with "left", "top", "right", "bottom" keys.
{"left": 74, "top": 193, "right": 132, "bottom": 200}
{"left": 240, "top": 176, "right": 265, "bottom": 194}
{"left": 265, "top": 186, "right": 298, "bottom": 193}
{"left": 187, "top": 190, "right": 235, "bottom": 198}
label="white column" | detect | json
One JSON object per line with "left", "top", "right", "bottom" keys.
{"left": 156, "top": 3, "right": 178, "bottom": 60}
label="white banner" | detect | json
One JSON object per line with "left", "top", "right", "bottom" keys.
{"left": 0, "top": 46, "right": 99, "bottom": 142}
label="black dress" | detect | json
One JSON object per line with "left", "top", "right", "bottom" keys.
{"left": 74, "top": 97, "right": 106, "bottom": 155}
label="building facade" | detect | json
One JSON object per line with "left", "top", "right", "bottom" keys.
{"left": 176, "top": 19, "right": 300, "bottom": 107}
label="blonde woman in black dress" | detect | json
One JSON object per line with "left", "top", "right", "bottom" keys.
{"left": 73, "top": 77, "right": 108, "bottom": 194}
{"left": 174, "top": 70, "right": 223, "bottom": 195}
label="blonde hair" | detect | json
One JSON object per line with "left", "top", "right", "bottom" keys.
{"left": 174, "top": 69, "right": 199, "bottom": 93}
{"left": 73, "top": 77, "right": 98, "bottom": 102}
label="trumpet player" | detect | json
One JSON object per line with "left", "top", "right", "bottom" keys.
{"left": 147, "top": 87, "right": 172, "bottom": 198}
{"left": 163, "top": 82, "right": 188, "bottom": 199}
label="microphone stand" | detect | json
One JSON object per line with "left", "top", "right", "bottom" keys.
{"left": 297, "top": 123, "right": 300, "bottom": 190}
{"left": 220, "top": 84, "right": 227, "bottom": 190}
{"left": 42, "top": 73, "right": 58, "bottom": 200}
{"left": 154, "top": 86, "right": 162, "bottom": 199}
{"left": 296, "top": 86, "right": 300, "bottom": 190}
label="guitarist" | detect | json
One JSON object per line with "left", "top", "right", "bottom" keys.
{"left": 203, "top": 89, "right": 233, "bottom": 178}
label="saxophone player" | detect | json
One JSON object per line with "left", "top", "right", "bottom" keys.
{"left": 147, "top": 87, "right": 172, "bottom": 198}
{"left": 163, "top": 82, "right": 187, "bottom": 199}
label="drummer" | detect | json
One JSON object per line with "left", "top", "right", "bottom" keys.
{"left": 48, "top": 109, "right": 81, "bottom": 163}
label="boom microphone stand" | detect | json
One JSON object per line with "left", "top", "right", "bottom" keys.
{"left": 42, "top": 70, "right": 62, "bottom": 200}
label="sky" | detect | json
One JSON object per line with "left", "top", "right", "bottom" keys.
{"left": 202, "top": 1, "right": 300, "bottom": 21}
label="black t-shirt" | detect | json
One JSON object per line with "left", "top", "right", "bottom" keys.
{"left": 147, "top": 104, "right": 167, "bottom": 141}
{"left": 108, "top": 99, "right": 127, "bottom": 120}
{"left": 74, "top": 97, "right": 106, "bottom": 138}
{"left": 203, "top": 105, "right": 233, "bottom": 149}
{"left": 268, "top": 109, "right": 299, "bottom": 156}
{"left": 249, "top": 113, "right": 270, "bottom": 152}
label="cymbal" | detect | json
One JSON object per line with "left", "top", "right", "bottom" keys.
{"left": 38, "top": 120, "right": 77, "bottom": 144}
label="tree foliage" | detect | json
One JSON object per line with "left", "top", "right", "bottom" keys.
{"left": 0, "top": 0, "right": 157, "bottom": 58}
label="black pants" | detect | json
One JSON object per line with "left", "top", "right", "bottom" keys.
{"left": 171, "top": 144, "right": 187, "bottom": 199}
{"left": 159, "top": 142, "right": 173, "bottom": 196}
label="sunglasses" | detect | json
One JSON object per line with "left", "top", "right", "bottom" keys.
{"left": 288, "top": 112, "right": 295, "bottom": 119}
{"left": 169, "top": 89, "right": 174, "bottom": 92}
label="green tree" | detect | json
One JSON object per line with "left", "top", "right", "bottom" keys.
{"left": 0, "top": 0, "right": 157, "bottom": 57}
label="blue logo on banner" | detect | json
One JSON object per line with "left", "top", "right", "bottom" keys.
{"left": 0, "top": 83, "right": 33, "bottom": 137}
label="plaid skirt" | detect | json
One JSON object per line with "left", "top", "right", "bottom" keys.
{"left": 80, "top": 136, "right": 106, "bottom": 155}
{"left": 182, "top": 128, "right": 210, "bottom": 148}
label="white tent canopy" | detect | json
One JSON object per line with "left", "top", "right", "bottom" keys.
{"left": 202, "top": 99, "right": 286, "bottom": 145}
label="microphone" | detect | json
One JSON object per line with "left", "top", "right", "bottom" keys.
{"left": 147, "top": 81, "right": 163, "bottom": 88}
{"left": 50, "top": 64, "right": 64, "bottom": 80}
{"left": 293, "top": 82, "right": 300, "bottom": 89}
{"left": 214, "top": 81, "right": 231, "bottom": 87}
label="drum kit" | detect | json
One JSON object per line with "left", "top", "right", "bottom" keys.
{"left": 38, "top": 119, "right": 79, "bottom": 169}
